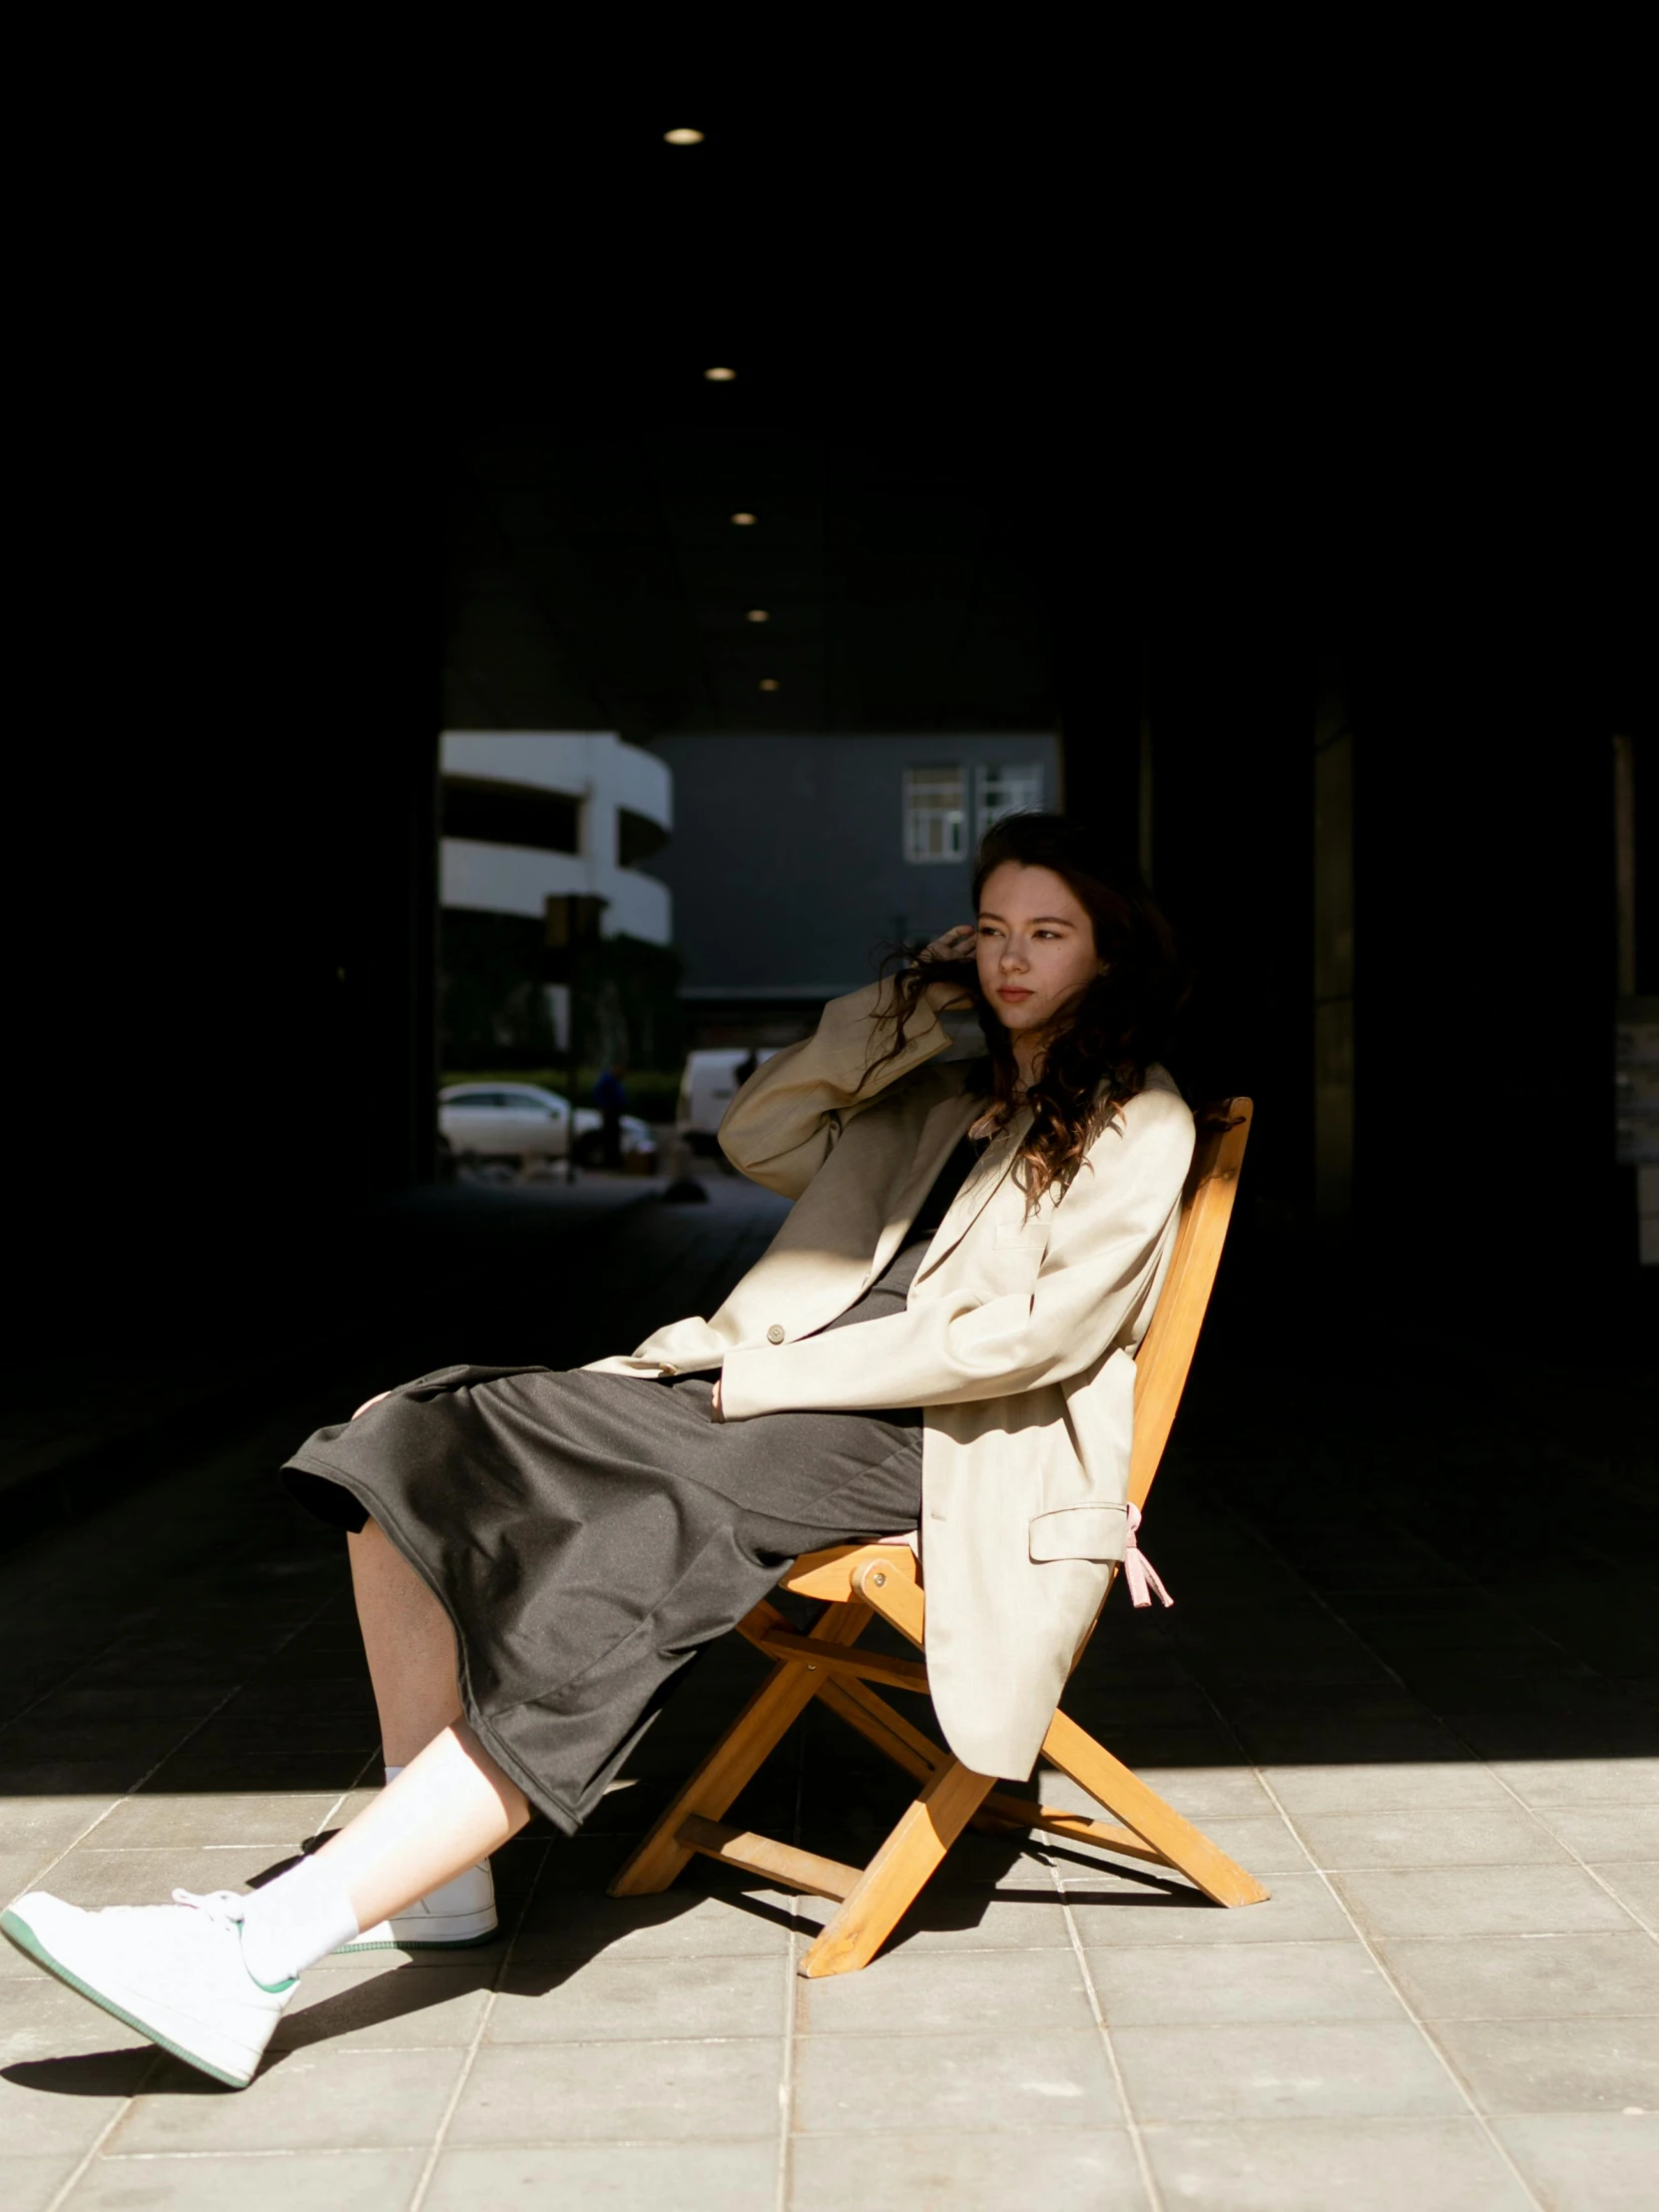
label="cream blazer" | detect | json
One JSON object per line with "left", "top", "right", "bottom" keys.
{"left": 586, "top": 980, "right": 1195, "bottom": 1781}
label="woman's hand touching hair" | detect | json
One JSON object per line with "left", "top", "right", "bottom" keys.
{"left": 913, "top": 923, "right": 977, "bottom": 1011}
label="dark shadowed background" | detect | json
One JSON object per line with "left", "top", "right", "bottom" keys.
{"left": 4, "top": 103, "right": 1651, "bottom": 1517}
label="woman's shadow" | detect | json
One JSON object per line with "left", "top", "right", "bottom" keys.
{"left": 3, "top": 1832, "right": 815, "bottom": 2098}
{"left": 5, "top": 1822, "right": 1212, "bottom": 2099}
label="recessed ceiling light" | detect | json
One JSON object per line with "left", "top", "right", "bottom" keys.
{"left": 730, "top": 511, "right": 757, "bottom": 526}
{"left": 759, "top": 679, "right": 780, "bottom": 692}
{"left": 704, "top": 366, "right": 736, "bottom": 381}
{"left": 746, "top": 609, "right": 770, "bottom": 623}
{"left": 664, "top": 129, "right": 705, "bottom": 145}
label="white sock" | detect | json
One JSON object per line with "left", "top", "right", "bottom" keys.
{"left": 239, "top": 1856, "right": 359, "bottom": 1987}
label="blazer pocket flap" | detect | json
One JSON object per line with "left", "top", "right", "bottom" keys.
{"left": 1028, "top": 1504, "right": 1129, "bottom": 1562}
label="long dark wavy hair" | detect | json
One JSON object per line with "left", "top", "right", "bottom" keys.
{"left": 863, "top": 814, "right": 1190, "bottom": 1204}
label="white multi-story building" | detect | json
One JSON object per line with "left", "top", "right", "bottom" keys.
{"left": 440, "top": 731, "right": 673, "bottom": 946}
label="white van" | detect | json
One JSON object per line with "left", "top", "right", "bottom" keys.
{"left": 677, "top": 1047, "right": 778, "bottom": 1155}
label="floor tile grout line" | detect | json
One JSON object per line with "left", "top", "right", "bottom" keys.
{"left": 1188, "top": 1489, "right": 1520, "bottom": 1714}
{"left": 1204, "top": 1473, "right": 1654, "bottom": 1725}
{"left": 77, "top": 2105, "right": 1659, "bottom": 2160}
{"left": 43, "top": 2045, "right": 167, "bottom": 2212}
{"left": 8, "top": 1674, "right": 260, "bottom": 1902}
{"left": 6, "top": 1797, "right": 131, "bottom": 1901}
{"left": 1171, "top": 1506, "right": 1514, "bottom": 1727}
{"left": 311, "top": 1748, "right": 391, "bottom": 1851}
{"left": 1493, "top": 1839, "right": 1656, "bottom": 1941}
{"left": 1171, "top": 1665, "right": 1552, "bottom": 2212}
{"left": 1476, "top": 1804, "right": 1659, "bottom": 1944}
{"left": 101, "top": 2147, "right": 440, "bottom": 2162}
{"left": 0, "top": 1618, "right": 168, "bottom": 1739}
{"left": 434, "top": 1999, "right": 1659, "bottom": 2048}
{"left": 2, "top": 1529, "right": 351, "bottom": 1759}
{"left": 776, "top": 1717, "right": 807, "bottom": 2212}
{"left": 109, "top": 1581, "right": 363, "bottom": 1812}
{"left": 251, "top": 1988, "right": 1659, "bottom": 2056}
{"left": 1051, "top": 1854, "right": 1166, "bottom": 2212}
{"left": 1363, "top": 1503, "right": 1659, "bottom": 1686}
{"left": 403, "top": 1832, "right": 551, "bottom": 2212}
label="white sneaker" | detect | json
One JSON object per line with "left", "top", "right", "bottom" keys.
{"left": 1, "top": 1888, "right": 294, "bottom": 2089}
{"left": 335, "top": 1860, "right": 497, "bottom": 1952}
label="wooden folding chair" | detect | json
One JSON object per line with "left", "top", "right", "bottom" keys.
{"left": 610, "top": 1098, "right": 1267, "bottom": 1974}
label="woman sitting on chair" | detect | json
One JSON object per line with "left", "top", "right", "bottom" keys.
{"left": 3, "top": 812, "right": 1196, "bottom": 2087}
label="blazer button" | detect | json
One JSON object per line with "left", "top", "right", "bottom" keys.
{"left": 767, "top": 1324, "right": 786, "bottom": 1344}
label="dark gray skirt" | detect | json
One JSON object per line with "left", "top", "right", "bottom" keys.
{"left": 281, "top": 1365, "right": 923, "bottom": 1834}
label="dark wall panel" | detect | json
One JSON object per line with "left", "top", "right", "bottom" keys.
{"left": 6, "top": 427, "right": 441, "bottom": 1359}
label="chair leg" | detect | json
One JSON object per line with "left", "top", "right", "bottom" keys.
{"left": 800, "top": 1757, "right": 995, "bottom": 1977}
{"left": 814, "top": 1673, "right": 946, "bottom": 1784}
{"left": 609, "top": 1599, "right": 874, "bottom": 1898}
{"left": 1041, "top": 1709, "right": 1270, "bottom": 1908}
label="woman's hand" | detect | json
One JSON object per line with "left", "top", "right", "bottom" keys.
{"left": 918, "top": 922, "right": 976, "bottom": 965}
{"left": 915, "top": 922, "right": 977, "bottom": 1010}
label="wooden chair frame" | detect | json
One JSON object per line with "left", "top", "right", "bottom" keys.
{"left": 610, "top": 1099, "right": 1266, "bottom": 1974}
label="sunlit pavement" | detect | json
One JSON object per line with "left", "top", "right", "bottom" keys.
{"left": 1, "top": 1186, "right": 1655, "bottom": 2211}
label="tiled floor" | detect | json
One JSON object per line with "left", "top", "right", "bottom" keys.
{"left": 1, "top": 1186, "right": 1655, "bottom": 2210}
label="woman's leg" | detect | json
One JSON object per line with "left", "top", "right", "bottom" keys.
{"left": 348, "top": 1517, "right": 463, "bottom": 1766}
{"left": 0, "top": 1719, "right": 532, "bottom": 2090}
{"left": 338, "top": 1517, "right": 526, "bottom": 1931}
{"left": 310, "top": 1721, "right": 530, "bottom": 1931}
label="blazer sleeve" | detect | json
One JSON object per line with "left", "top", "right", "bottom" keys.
{"left": 718, "top": 979, "right": 957, "bottom": 1199}
{"left": 719, "top": 1084, "right": 1195, "bottom": 1416}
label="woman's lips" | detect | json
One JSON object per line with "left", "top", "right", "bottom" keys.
{"left": 996, "top": 987, "right": 1034, "bottom": 1001}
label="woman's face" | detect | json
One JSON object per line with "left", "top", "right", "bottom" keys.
{"left": 975, "top": 861, "right": 1104, "bottom": 1036}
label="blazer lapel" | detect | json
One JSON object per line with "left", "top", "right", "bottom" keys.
{"left": 861, "top": 1088, "right": 979, "bottom": 1287}
{"left": 912, "top": 1103, "right": 1034, "bottom": 1282}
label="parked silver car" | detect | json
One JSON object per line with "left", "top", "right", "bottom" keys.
{"left": 438, "top": 1083, "right": 658, "bottom": 1173}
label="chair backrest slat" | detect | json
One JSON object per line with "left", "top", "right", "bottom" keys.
{"left": 1128, "top": 1098, "right": 1252, "bottom": 1509}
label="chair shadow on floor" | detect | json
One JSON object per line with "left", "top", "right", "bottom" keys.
{"left": 3, "top": 1819, "right": 1223, "bottom": 2099}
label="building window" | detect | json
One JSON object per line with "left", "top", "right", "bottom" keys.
{"left": 617, "top": 807, "right": 669, "bottom": 868}
{"left": 441, "top": 778, "right": 580, "bottom": 854}
{"left": 975, "top": 762, "right": 1043, "bottom": 840}
{"left": 903, "top": 768, "right": 966, "bottom": 863}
